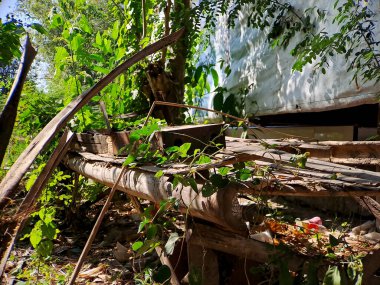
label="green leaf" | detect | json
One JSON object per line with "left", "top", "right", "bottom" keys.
{"left": 173, "top": 174, "right": 188, "bottom": 188}
{"left": 129, "top": 132, "right": 140, "bottom": 143}
{"left": 152, "top": 265, "right": 171, "bottom": 283}
{"left": 329, "top": 234, "right": 340, "bottom": 247}
{"left": 111, "top": 20, "right": 120, "bottom": 40}
{"left": 93, "top": 65, "right": 109, "bottom": 74}
{"left": 236, "top": 168, "right": 251, "bottom": 181}
{"left": 194, "top": 66, "right": 203, "bottom": 83}
{"left": 123, "top": 154, "right": 135, "bottom": 166}
{"left": 202, "top": 182, "right": 217, "bottom": 197}
{"left": 132, "top": 241, "right": 144, "bottom": 251}
{"left": 71, "top": 34, "right": 84, "bottom": 51}
{"left": 165, "top": 232, "right": 180, "bottom": 256}
{"left": 37, "top": 240, "right": 53, "bottom": 258}
{"left": 54, "top": 46, "right": 69, "bottom": 70}
{"left": 103, "top": 38, "right": 112, "bottom": 53}
{"left": 323, "top": 266, "right": 341, "bottom": 285}
{"left": 115, "top": 47, "right": 126, "bottom": 61}
{"left": 213, "top": 92, "right": 224, "bottom": 111}
{"left": 146, "top": 224, "right": 158, "bottom": 240}
{"left": 233, "top": 162, "right": 245, "bottom": 170}
{"left": 138, "top": 217, "right": 150, "bottom": 233}
{"left": 30, "top": 23, "right": 46, "bottom": 34}
{"left": 166, "top": 146, "right": 179, "bottom": 154}
{"left": 38, "top": 207, "right": 55, "bottom": 224}
{"left": 30, "top": 221, "right": 43, "bottom": 248}
{"left": 79, "top": 15, "right": 92, "bottom": 34}
{"left": 41, "top": 222, "right": 57, "bottom": 240}
{"left": 178, "top": 143, "right": 191, "bottom": 158}
{"left": 89, "top": 53, "right": 105, "bottom": 62}
{"left": 210, "top": 174, "right": 229, "bottom": 188}
{"left": 196, "top": 155, "right": 211, "bottom": 164}
{"left": 95, "top": 31, "right": 102, "bottom": 45}
{"left": 50, "top": 14, "right": 63, "bottom": 29}
{"left": 188, "top": 177, "right": 199, "bottom": 193}
{"left": 218, "top": 167, "right": 232, "bottom": 176}
{"left": 155, "top": 170, "right": 164, "bottom": 178}
{"left": 211, "top": 68, "right": 219, "bottom": 86}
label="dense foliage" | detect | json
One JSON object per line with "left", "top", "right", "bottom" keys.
{"left": 1, "top": 0, "right": 379, "bottom": 283}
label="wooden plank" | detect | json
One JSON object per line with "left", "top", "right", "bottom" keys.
{"left": 187, "top": 223, "right": 304, "bottom": 271}
{"left": 231, "top": 137, "right": 380, "bottom": 167}
{"left": 187, "top": 243, "right": 219, "bottom": 285}
{"left": 154, "top": 124, "right": 226, "bottom": 154}
{"left": 0, "top": 28, "right": 185, "bottom": 208}
{"left": 0, "top": 130, "right": 74, "bottom": 277}
{"left": 226, "top": 139, "right": 380, "bottom": 184}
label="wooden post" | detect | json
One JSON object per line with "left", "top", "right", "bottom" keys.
{"left": 187, "top": 243, "right": 219, "bottom": 285}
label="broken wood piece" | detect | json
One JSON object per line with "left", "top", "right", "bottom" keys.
{"left": 0, "top": 28, "right": 185, "bottom": 209}
{"left": 73, "top": 123, "right": 226, "bottom": 156}
{"left": 353, "top": 196, "right": 380, "bottom": 231}
{"left": 186, "top": 223, "right": 304, "bottom": 271}
{"left": 244, "top": 138, "right": 380, "bottom": 168}
{"left": 0, "top": 130, "right": 74, "bottom": 277}
{"left": 0, "top": 36, "right": 37, "bottom": 166}
{"left": 155, "top": 246, "right": 181, "bottom": 285}
{"left": 153, "top": 124, "right": 226, "bottom": 154}
{"left": 99, "top": 101, "right": 112, "bottom": 133}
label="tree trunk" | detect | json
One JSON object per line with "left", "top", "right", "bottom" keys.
{"left": 0, "top": 36, "right": 36, "bottom": 165}
{"left": 143, "top": 0, "right": 190, "bottom": 125}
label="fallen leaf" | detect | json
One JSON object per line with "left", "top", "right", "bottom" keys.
{"left": 113, "top": 242, "right": 131, "bottom": 263}
{"left": 79, "top": 264, "right": 105, "bottom": 278}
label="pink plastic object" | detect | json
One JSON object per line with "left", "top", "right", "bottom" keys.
{"left": 308, "top": 216, "right": 322, "bottom": 225}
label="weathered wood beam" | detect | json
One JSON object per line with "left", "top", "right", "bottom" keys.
{"left": 0, "top": 28, "right": 184, "bottom": 208}
{"left": 227, "top": 139, "right": 380, "bottom": 184}
{"left": 186, "top": 223, "right": 304, "bottom": 271}
{"left": 63, "top": 154, "right": 247, "bottom": 233}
